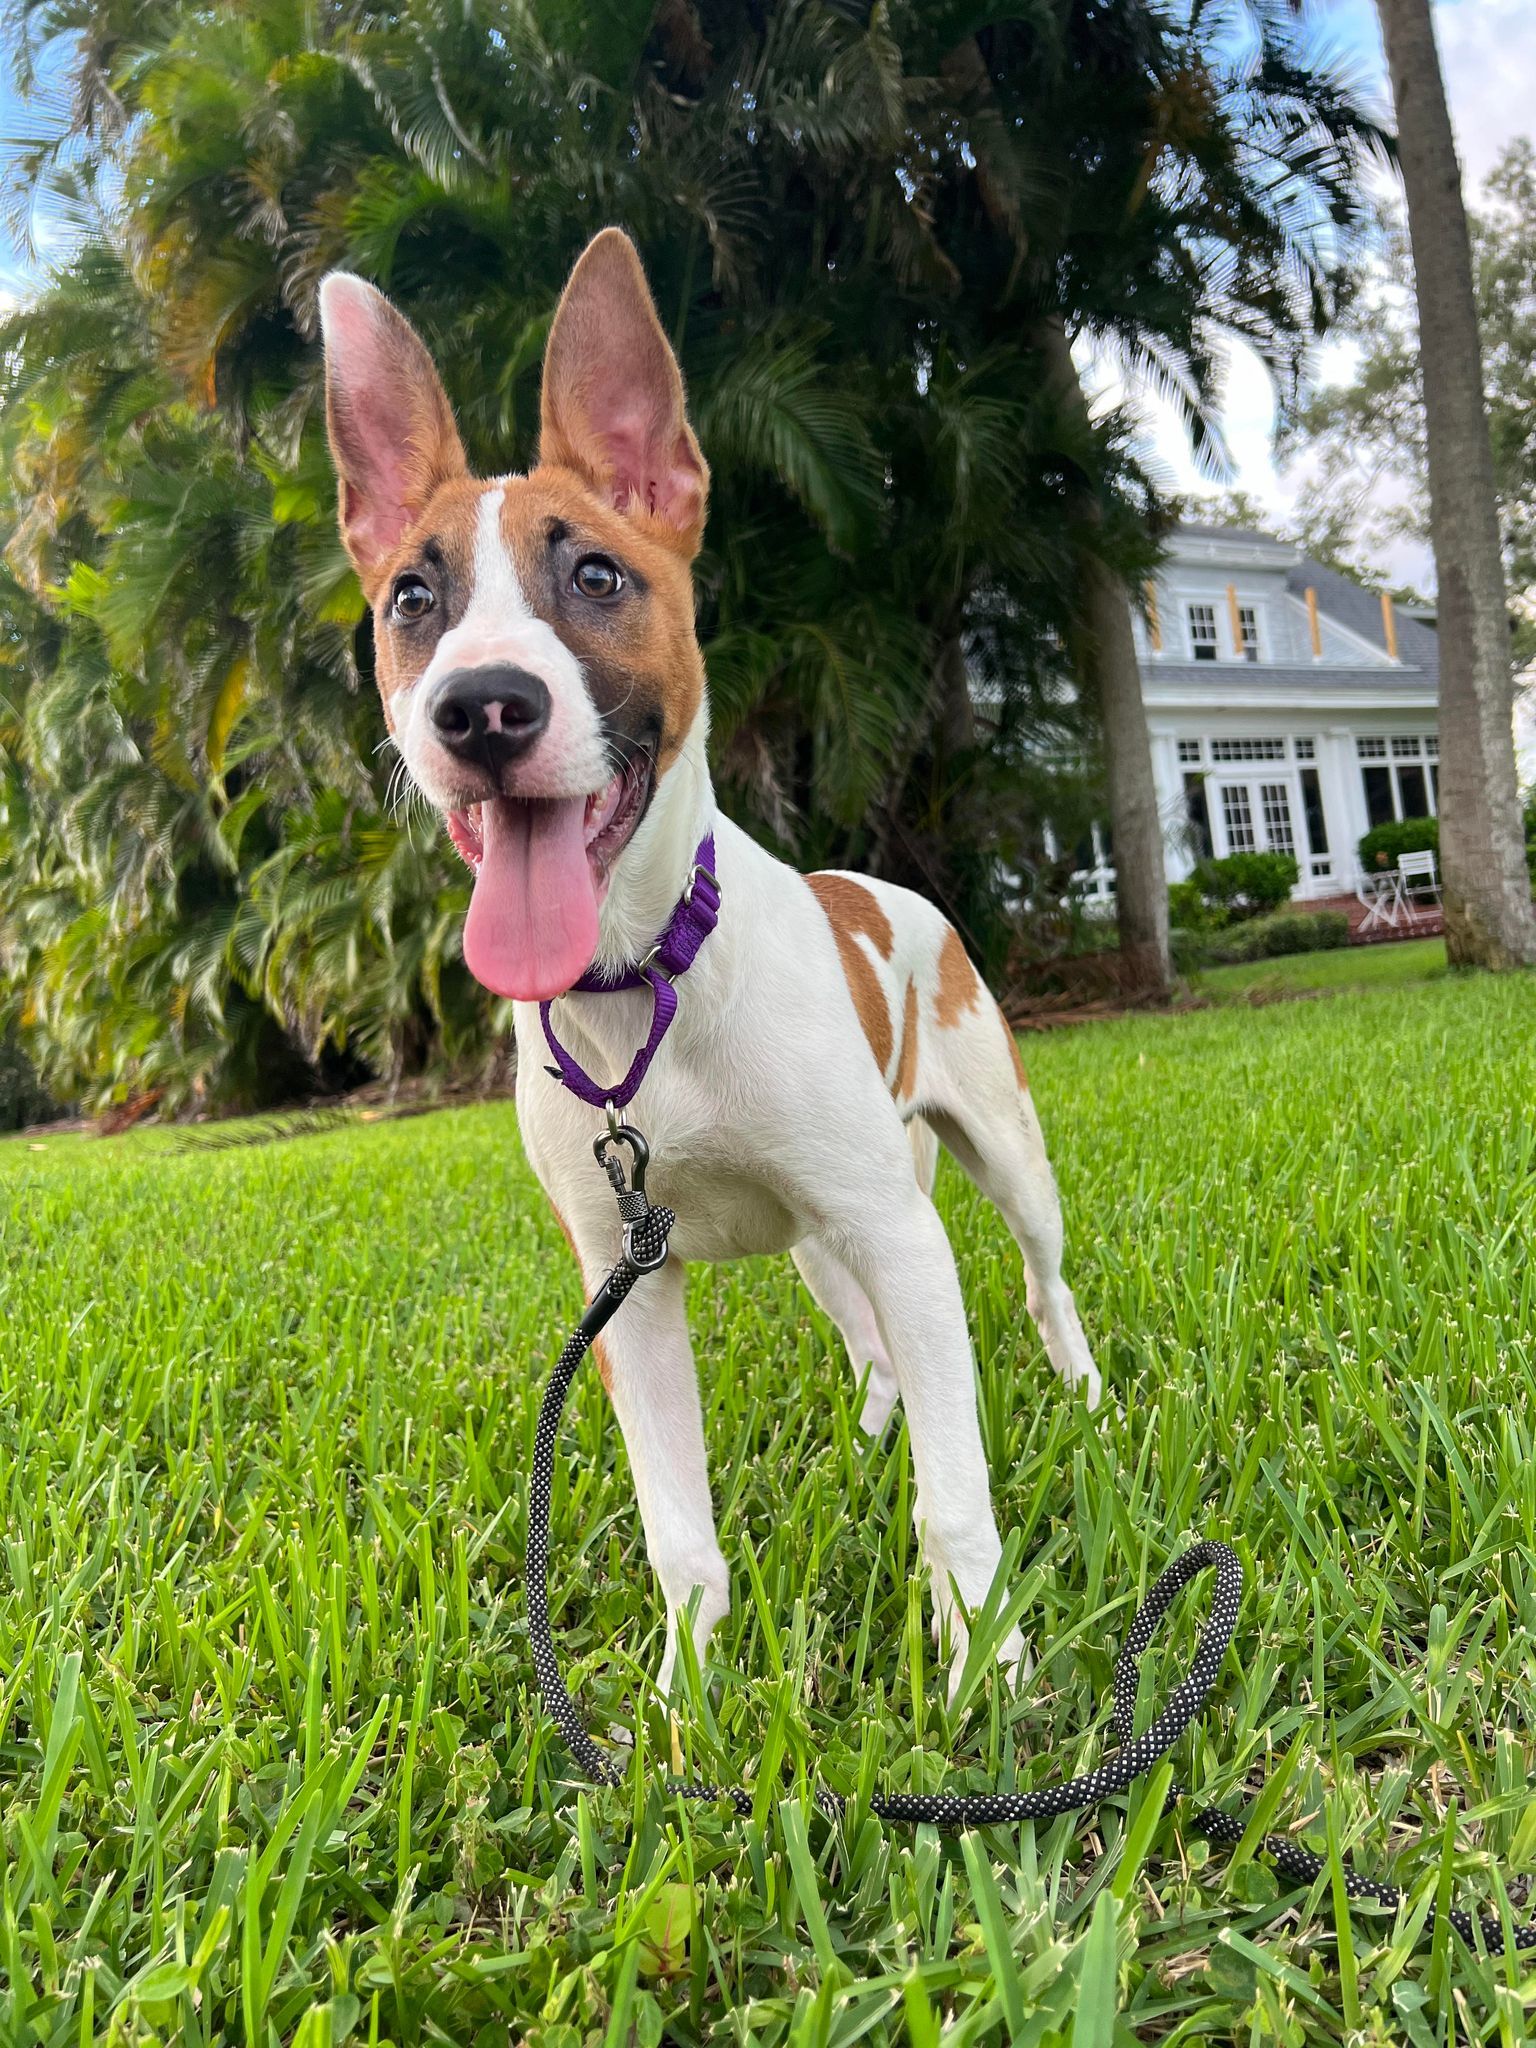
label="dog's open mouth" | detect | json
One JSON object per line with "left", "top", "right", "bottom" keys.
{"left": 445, "top": 753, "right": 653, "bottom": 1002}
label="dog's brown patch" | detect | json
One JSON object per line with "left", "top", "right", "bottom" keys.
{"left": 506, "top": 472, "right": 704, "bottom": 775}
{"left": 367, "top": 477, "right": 486, "bottom": 721}
{"left": 1001, "top": 1010, "right": 1029, "bottom": 1090}
{"left": 807, "top": 873, "right": 894, "bottom": 1074}
{"left": 935, "top": 926, "right": 981, "bottom": 1028}
{"left": 806, "top": 873, "right": 894, "bottom": 958}
{"left": 894, "top": 978, "right": 920, "bottom": 1100}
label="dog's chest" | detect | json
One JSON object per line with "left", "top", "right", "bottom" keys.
{"left": 520, "top": 1056, "right": 808, "bottom": 1263}
{"left": 641, "top": 1149, "right": 801, "bottom": 1261}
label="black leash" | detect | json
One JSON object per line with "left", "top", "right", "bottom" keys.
{"left": 526, "top": 1123, "right": 1536, "bottom": 1954}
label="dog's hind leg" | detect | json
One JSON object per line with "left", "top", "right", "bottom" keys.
{"left": 925, "top": 1009, "right": 1101, "bottom": 1409}
{"left": 793, "top": 1235, "right": 901, "bottom": 1436}
{"left": 793, "top": 1115, "right": 937, "bottom": 1436}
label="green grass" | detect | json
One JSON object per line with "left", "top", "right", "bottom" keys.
{"left": 4, "top": 970, "right": 1536, "bottom": 2043}
{"left": 1192, "top": 935, "right": 1447, "bottom": 1002}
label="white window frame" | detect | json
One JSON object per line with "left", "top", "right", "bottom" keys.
{"left": 1356, "top": 733, "right": 1440, "bottom": 822}
{"left": 1237, "top": 604, "right": 1261, "bottom": 663}
{"left": 1186, "top": 602, "right": 1219, "bottom": 662}
{"left": 1208, "top": 736, "right": 1288, "bottom": 764}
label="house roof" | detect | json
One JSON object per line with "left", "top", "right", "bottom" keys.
{"left": 1167, "top": 522, "right": 1438, "bottom": 686}
{"left": 1176, "top": 520, "right": 1298, "bottom": 557}
{"left": 1144, "top": 662, "right": 1437, "bottom": 699}
{"left": 1285, "top": 554, "right": 1439, "bottom": 686}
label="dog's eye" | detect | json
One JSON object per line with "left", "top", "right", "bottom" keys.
{"left": 572, "top": 555, "right": 623, "bottom": 601}
{"left": 391, "top": 575, "right": 435, "bottom": 622}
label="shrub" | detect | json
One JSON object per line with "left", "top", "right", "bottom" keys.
{"left": 1167, "top": 877, "right": 1227, "bottom": 932}
{"left": 1191, "top": 851, "right": 1299, "bottom": 919}
{"left": 1206, "top": 909, "right": 1350, "bottom": 963}
{"left": 1169, "top": 925, "right": 1214, "bottom": 973}
{"left": 1358, "top": 816, "right": 1438, "bottom": 872}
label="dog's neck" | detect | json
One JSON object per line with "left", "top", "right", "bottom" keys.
{"left": 591, "top": 716, "right": 716, "bottom": 972}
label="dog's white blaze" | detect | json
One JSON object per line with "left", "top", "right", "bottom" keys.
{"left": 396, "top": 483, "right": 610, "bottom": 804}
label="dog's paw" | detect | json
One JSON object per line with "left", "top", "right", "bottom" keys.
{"left": 937, "top": 1616, "right": 1032, "bottom": 1709}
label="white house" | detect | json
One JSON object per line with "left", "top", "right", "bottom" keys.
{"left": 1126, "top": 522, "right": 1441, "bottom": 902}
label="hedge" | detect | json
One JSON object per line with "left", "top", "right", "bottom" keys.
{"left": 1358, "top": 817, "right": 1438, "bottom": 871}
{"left": 1196, "top": 908, "right": 1351, "bottom": 965}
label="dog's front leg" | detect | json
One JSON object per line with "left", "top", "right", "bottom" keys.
{"left": 586, "top": 1249, "right": 729, "bottom": 1697}
{"left": 835, "top": 1186, "right": 1025, "bottom": 1703}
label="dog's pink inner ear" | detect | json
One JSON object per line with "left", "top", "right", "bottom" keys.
{"left": 601, "top": 406, "right": 705, "bottom": 531}
{"left": 320, "top": 274, "right": 466, "bottom": 580}
{"left": 539, "top": 230, "right": 708, "bottom": 548}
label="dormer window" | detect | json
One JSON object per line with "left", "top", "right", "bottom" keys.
{"left": 1188, "top": 603, "right": 1218, "bottom": 661}
{"left": 1237, "top": 605, "right": 1260, "bottom": 662}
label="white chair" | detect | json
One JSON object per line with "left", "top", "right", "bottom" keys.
{"left": 1355, "top": 866, "right": 1404, "bottom": 932}
{"left": 1396, "top": 848, "right": 1441, "bottom": 918}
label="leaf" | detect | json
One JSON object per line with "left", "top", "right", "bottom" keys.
{"left": 1071, "top": 1894, "right": 1119, "bottom": 2048}
{"left": 637, "top": 1883, "right": 694, "bottom": 1980}
{"left": 207, "top": 654, "right": 249, "bottom": 777}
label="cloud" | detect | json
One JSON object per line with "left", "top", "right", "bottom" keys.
{"left": 1434, "top": 0, "right": 1536, "bottom": 185}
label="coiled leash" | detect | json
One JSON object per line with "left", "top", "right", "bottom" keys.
{"left": 526, "top": 1120, "right": 1536, "bottom": 1954}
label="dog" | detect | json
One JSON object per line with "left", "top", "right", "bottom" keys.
{"left": 320, "top": 229, "right": 1099, "bottom": 1702}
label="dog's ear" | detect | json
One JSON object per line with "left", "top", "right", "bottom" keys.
{"left": 538, "top": 229, "right": 708, "bottom": 556}
{"left": 319, "top": 273, "right": 468, "bottom": 586}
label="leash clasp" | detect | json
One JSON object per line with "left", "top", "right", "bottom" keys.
{"left": 594, "top": 1118, "right": 650, "bottom": 1194}
{"left": 593, "top": 1119, "right": 670, "bottom": 1272}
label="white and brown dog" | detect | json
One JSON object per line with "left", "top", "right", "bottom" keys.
{"left": 320, "top": 230, "right": 1099, "bottom": 1701}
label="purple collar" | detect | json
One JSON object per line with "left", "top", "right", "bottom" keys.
{"left": 539, "top": 833, "right": 720, "bottom": 1111}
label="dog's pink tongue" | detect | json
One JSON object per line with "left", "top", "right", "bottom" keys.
{"left": 462, "top": 795, "right": 598, "bottom": 1001}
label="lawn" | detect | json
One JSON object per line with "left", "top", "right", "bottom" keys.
{"left": 1191, "top": 935, "right": 1447, "bottom": 1003}
{"left": 4, "top": 970, "right": 1536, "bottom": 2044}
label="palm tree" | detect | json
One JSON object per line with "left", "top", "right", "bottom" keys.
{"left": 1375, "top": 0, "right": 1536, "bottom": 967}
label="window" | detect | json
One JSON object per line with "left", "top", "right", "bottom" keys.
{"left": 1294, "top": 736, "right": 1316, "bottom": 761}
{"left": 1177, "top": 738, "right": 1203, "bottom": 763}
{"left": 1238, "top": 605, "right": 1260, "bottom": 663}
{"left": 1210, "top": 737, "right": 1286, "bottom": 762}
{"left": 1362, "top": 766, "right": 1396, "bottom": 828}
{"left": 1184, "top": 773, "right": 1214, "bottom": 861}
{"left": 1188, "top": 604, "right": 1218, "bottom": 661}
{"left": 1299, "top": 768, "right": 1331, "bottom": 879}
{"left": 1221, "top": 783, "right": 1256, "bottom": 852}
{"left": 1357, "top": 733, "right": 1438, "bottom": 823}
{"left": 1397, "top": 764, "right": 1429, "bottom": 816}
{"left": 1260, "top": 783, "right": 1295, "bottom": 855}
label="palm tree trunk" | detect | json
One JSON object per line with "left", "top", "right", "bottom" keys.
{"left": 1379, "top": 0, "right": 1536, "bottom": 966}
{"left": 934, "top": 627, "right": 976, "bottom": 757}
{"left": 1036, "top": 315, "right": 1171, "bottom": 996}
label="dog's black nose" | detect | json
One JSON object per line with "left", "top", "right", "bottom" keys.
{"left": 430, "top": 666, "right": 551, "bottom": 767}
